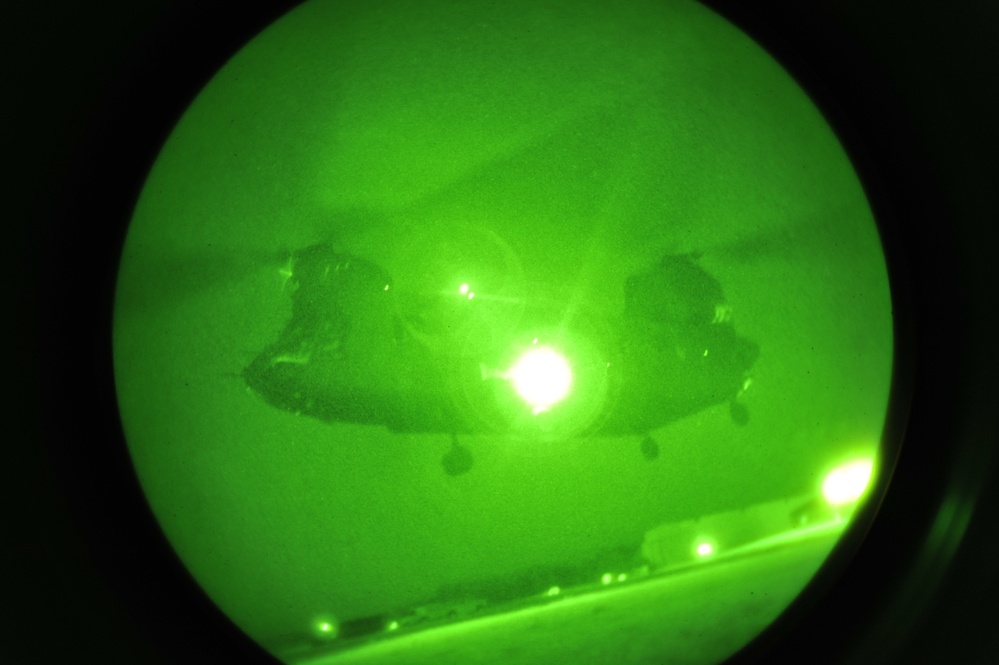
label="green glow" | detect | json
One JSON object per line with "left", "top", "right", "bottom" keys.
{"left": 696, "top": 542, "right": 715, "bottom": 557}
{"left": 508, "top": 346, "right": 573, "bottom": 411}
{"left": 112, "top": 0, "right": 895, "bottom": 660}
{"left": 822, "top": 459, "right": 875, "bottom": 507}
{"left": 312, "top": 615, "right": 339, "bottom": 640}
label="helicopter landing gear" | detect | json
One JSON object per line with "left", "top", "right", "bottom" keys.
{"left": 640, "top": 434, "right": 660, "bottom": 461}
{"left": 441, "top": 433, "right": 473, "bottom": 476}
{"left": 729, "top": 376, "right": 752, "bottom": 426}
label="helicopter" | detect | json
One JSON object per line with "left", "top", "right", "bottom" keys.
{"left": 241, "top": 240, "right": 760, "bottom": 475}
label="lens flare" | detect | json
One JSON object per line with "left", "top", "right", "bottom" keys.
{"left": 508, "top": 347, "right": 573, "bottom": 410}
{"left": 822, "top": 458, "right": 875, "bottom": 507}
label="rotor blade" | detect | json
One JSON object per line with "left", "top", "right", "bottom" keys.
{"left": 114, "top": 244, "right": 291, "bottom": 315}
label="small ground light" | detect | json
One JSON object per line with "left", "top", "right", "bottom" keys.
{"left": 386, "top": 620, "right": 400, "bottom": 632}
{"left": 545, "top": 586, "right": 561, "bottom": 597}
{"left": 696, "top": 542, "right": 715, "bottom": 557}
{"left": 312, "top": 615, "right": 340, "bottom": 640}
{"left": 822, "top": 458, "right": 875, "bottom": 507}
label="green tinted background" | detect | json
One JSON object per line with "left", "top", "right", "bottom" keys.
{"left": 114, "top": 0, "right": 892, "bottom": 658}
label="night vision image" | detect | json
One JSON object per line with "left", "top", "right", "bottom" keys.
{"left": 113, "top": 1, "right": 893, "bottom": 663}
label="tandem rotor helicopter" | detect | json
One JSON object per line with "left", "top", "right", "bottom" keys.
{"left": 241, "top": 237, "right": 760, "bottom": 476}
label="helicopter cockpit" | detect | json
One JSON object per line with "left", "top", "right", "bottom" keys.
{"left": 242, "top": 243, "right": 759, "bottom": 475}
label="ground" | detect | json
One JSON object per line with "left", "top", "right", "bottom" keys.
{"left": 291, "top": 523, "right": 840, "bottom": 665}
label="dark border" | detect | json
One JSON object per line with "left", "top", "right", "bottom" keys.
{"left": 11, "top": 1, "right": 997, "bottom": 663}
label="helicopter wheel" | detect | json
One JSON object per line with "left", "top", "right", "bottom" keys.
{"left": 640, "top": 435, "right": 660, "bottom": 461}
{"left": 442, "top": 434, "right": 474, "bottom": 476}
{"left": 730, "top": 400, "right": 750, "bottom": 426}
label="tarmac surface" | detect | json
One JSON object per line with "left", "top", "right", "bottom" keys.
{"left": 293, "top": 523, "right": 840, "bottom": 665}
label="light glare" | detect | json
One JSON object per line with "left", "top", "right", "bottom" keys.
{"left": 312, "top": 615, "right": 340, "bottom": 640}
{"left": 822, "top": 458, "right": 875, "bottom": 507}
{"left": 509, "top": 347, "right": 572, "bottom": 409}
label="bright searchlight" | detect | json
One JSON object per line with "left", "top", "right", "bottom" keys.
{"left": 508, "top": 347, "right": 573, "bottom": 412}
{"left": 822, "top": 458, "right": 875, "bottom": 507}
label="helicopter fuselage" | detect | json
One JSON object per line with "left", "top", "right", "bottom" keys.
{"left": 242, "top": 245, "right": 759, "bottom": 441}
